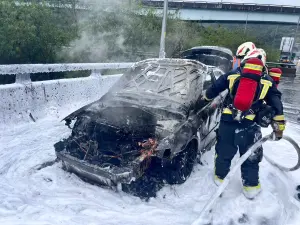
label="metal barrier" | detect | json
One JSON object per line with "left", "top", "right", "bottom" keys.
{"left": 0, "top": 63, "right": 134, "bottom": 84}
{"left": 0, "top": 62, "right": 298, "bottom": 126}
{"left": 0, "top": 63, "right": 134, "bottom": 126}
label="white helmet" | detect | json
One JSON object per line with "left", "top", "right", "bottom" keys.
{"left": 242, "top": 48, "right": 267, "bottom": 66}
{"left": 236, "top": 42, "right": 256, "bottom": 59}
{"left": 257, "top": 48, "right": 267, "bottom": 64}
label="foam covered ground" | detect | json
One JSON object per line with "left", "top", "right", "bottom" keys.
{"left": 1, "top": 118, "right": 300, "bottom": 225}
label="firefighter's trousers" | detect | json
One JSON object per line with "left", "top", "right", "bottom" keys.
{"left": 215, "top": 120, "right": 263, "bottom": 187}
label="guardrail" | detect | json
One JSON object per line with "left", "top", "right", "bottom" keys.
{"left": 0, "top": 63, "right": 134, "bottom": 84}
{"left": 143, "top": 0, "right": 300, "bottom": 12}
{"left": 266, "top": 62, "right": 296, "bottom": 67}
{"left": 0, "top": 62, "right": 298, "bottom": 126}
{"left": 0, "top": 63, "right": 135, "bottom": 126}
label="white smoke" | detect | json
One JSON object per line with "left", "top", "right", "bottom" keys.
{"left": 65, "top": 30, "right": 126, "bottom": 63}
{"left": 62, "top": 0, "right": 130, "bottom": 63}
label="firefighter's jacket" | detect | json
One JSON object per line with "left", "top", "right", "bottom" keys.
{"left": 205, "top": 68, "right": 284, "bottom": 123}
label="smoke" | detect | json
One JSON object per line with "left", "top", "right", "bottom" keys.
{"left": 61, "top": 0, "right": 204, "bottom": 63}
{"left": 65, "top": 30, "right": 126, "bottom": 63}
{"left": 62, "top": 0, "right": 131, "bottom": 63}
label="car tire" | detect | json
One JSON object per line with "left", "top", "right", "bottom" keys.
{"left": 164, "top": 140, "right": 198, "bottom": 185}
{"left": 61, "top": 160, "right": 70, "bottom": 171}
{"left": 121, "top": 157, "right": 165, "bottom": 199}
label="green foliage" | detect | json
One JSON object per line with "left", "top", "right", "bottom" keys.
{"left": 199, "top": 26, "right": 253, "bottom": 52}
{"left": 196, "top": 25, "right": 281, "bottom": 62}
{"left": 0, "top": 0, "right": 78, "bottom": 83}
{"left": 0, "top": 0, "right": 77, "bottom": 64}
{"left": 0, "top": 0, "right": 295, "bottom": 84}
{"left": 64, "top": 2, "right": 284, "bottom": 64}
{"left": 63, "top": 3, "right": 203, "bottom": 63}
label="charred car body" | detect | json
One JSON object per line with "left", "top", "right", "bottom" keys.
{"left": 55, "top": 56, "right": 231, "bottom": 197}
{"left": 181, "top": 46, "right": 233, "bottom": 73}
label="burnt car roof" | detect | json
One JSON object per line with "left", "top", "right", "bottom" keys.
{"left": 189, "top": 46, "right": 233, "bottom": 57}
{"left": 108, "top": 58, "right": 208, "bottom": 104}
{"left": 180, "top": 46, "right": 233, "bottom": 73}
{"left": 63, "top": 58, "right": 208, "bottom": 121}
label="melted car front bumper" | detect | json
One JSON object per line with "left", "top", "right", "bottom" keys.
{"left": 56, "top": 150, "right": 136, "bottom": 186}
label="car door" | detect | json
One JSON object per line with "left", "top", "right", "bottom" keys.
{"left": 198, "top": 68, "right": 224, "bottom": 150}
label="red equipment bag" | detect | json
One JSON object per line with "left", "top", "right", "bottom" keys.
{"left": 233, "top": 58, "right": 264, "bottom": 111}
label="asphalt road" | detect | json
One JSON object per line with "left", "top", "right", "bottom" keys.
{"left": 279, "top": 76, "right": 300, "bottom": 122}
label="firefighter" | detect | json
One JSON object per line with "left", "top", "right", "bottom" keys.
{"left": 244, "top": 50, "right": 283, "bottom": 127}
{"left": 202, "top": 52, "right": 285, "bottom": 199}
{"left": 269, "top": 68, "right": 282, "bottom": 87}
{"left": 256, "top": 67, "right": 283, "bottom": 128}
{"left": 232, "top": 42, "right": 257, "bottom": 70}
{"left": 232, "top": 56, "right": 240, "bottom": 70}
{"left": 242, "top": 48, "right": 267, "bottom": 74}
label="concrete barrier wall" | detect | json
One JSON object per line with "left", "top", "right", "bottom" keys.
{"left": 0, "top": 74, "right": 121, "bottom": 127}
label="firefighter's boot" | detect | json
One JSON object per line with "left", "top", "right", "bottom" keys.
{"left": 214, "top": 175, "right": 224, "bottom": 186}
{"left": 242, "top": 184, "right": 262, "bottom": 199}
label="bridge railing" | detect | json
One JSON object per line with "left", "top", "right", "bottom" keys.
{"left": 0, "top": 62, "right": 135, "bottom": 126}
{"left": 143, "top": 0, "right": 300, "bottom": 14}
{"left": 0, "top": 63, "right": 134, "bottom": 84}
{"left": 0, "top": 62, "right": 298, "bottom": 126}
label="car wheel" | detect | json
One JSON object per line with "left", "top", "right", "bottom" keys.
{"left": 61, "top": 160, "right": 67, "bottom": 170}
{"left": 165, "top": 140, "right": 198, "bottom": 185}
{"left": 122, "top": 157, "right": 165, "bottom": 199}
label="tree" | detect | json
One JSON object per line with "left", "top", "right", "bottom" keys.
{"left": 63, "top": 2, "right": 203, "bottom": 63}
{"left": 0, "top": 0, "right": 78, "bottom": 64}
{"left": 0, "top": 0, "right": 286, "bottom": 84}
{"left": 0, "top": 0, "right": 79, "bottom": 83}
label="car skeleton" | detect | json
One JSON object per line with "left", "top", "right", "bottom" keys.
{"left": 54, "top": 48, "right": 232, "bottom": 195}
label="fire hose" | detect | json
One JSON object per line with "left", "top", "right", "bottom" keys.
{"left": 191, "top": 134, "right": 300, "bottom": 225}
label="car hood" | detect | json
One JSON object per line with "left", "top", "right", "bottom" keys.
{"left": 64, "top": 90, "right": 189, "bottom": 122}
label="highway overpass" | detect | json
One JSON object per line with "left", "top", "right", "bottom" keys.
{"left": 142, "top": 1, "right": 300, "bottom": 25}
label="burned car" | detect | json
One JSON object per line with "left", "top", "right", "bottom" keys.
{"left": 54, "top": 58, "right": 226, "bottom": 197}
{"left": 181, "top": 46, "right": 233, "bottom": 73}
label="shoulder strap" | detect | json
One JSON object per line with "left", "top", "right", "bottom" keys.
{"left": 227, "top": 73, "right": 240, "bottom": 94}
{"left": 259, "top": 79, "right": 273, "bottom": 100}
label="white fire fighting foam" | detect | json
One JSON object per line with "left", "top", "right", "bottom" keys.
{"left": 1, "top": 115, "right": 300, "bottom": 225}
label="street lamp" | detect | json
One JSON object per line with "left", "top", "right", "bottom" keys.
{"left": 244, "top": 6, "right": 260, "bottom": 34}
{"left": 295, "top": 16, "right": 300, "bottom": 40}
{"left": 159, "top": 0, "right": 168, "bottom": 58}
{"left": 244, "top": 12, "right": 249, "bottom": 34}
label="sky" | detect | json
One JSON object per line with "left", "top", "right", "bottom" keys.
{"left": 179, "top": 0, "right": 300, "bottom": 6}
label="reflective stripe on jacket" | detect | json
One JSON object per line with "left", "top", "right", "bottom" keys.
{"left": 205, "top": 68, "right": 284, "bottom": 122}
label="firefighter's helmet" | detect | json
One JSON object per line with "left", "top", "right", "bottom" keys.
{"left": 236, "top": 42, "right": 256, "bottom": 59}
{"left": 242, "top": 48, "right": 267, "bottom": 66}
{"left": 269, "top": 67, "right": 282, "bottom": 87}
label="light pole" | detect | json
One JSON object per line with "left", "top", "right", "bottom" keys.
{"left": 159, "top": 0, "right": 168, "bottom": 58}
{"left": 294, "top": 15, "right": 300, "bottom": 41}
{"left": 244, "top": 12, "right": 249, "bottom": 34}
{"left": 271, "top": 25, "right": 279, "bottom": 50}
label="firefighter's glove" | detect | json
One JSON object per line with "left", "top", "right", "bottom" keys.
{"left": 271, "top": 118, "right": 286, "bottom": 141}
{"left": 194, "top": 92, "right": 211, "bottom": 112}
{"left": 255, "top": 104, "right": 275, "bottom": 128}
